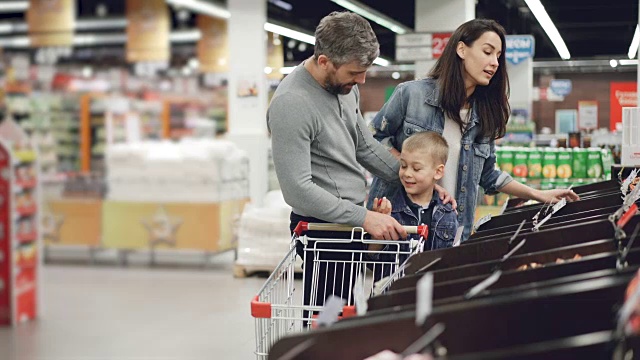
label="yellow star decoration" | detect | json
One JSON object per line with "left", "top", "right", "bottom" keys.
{"left": 41, "top": 205, "right": 64, "bottom": 243}
{"left": 141, "top": 205, "right": 183, "bottom": 247}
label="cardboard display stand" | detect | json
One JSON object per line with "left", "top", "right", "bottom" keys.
{"left": 0, "top": 141, "right": 41, "bottom": 326}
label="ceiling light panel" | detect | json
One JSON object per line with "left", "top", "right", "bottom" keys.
{"left": 0, "top": 1, "right": 28, "bottom": 13}
{"left": 165, "top": 0, "right": 230, "bottom": 19}
{"left": 330, "top": 0, "right": 410, "bottom": 34}
{"left": 629, "top": 25, "right": 640, "bottom": 59}
{"left": 524, "top": 0, "right": 570, "bottom": 60}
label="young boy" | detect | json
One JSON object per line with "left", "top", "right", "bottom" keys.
{"left": 371, "top": 131, "right": 459, "bottom": 255}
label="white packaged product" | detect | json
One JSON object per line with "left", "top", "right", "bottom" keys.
{"left": 235, "top": 190, "right": 297, "bottom": 271}
{"left": 106, "top": 139, "right": 249, "bottom": 202}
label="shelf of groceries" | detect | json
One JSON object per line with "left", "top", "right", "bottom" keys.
{"left": 0, "top": 77, "right": 250, "bottom": 267}
{"left": 477, "top": 144, "right": 614, "bottom": 208}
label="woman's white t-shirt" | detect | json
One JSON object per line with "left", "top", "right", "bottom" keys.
{"left": 437, "top": 108, "right": 470, "bottom": 199}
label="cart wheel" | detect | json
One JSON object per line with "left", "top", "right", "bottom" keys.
{"left": 233, "top": 264, "right": 248, "bottom": 278}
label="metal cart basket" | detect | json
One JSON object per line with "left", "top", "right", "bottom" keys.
{"left": 251, "top": 221, "right": 427, "bottom": 359}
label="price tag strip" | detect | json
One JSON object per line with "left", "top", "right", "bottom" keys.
{"left": 533, "top": 198, "right": 567, "bottom": 232}
{"left": 509, "top": 220, "right": 526, "bottom": 245}
{"left": 316, "top": 295, "right": 345, "bottom": 328}
{"left": 531, "top": 201, "right": 552, "bottom": 228}
{"left": 621, "top": 169, "right": 639, "bottom": 198}
{"left": 452, "top": 226, "right": 464, "bottom": 247}
{"left": 465, "top": 270, "right": 502, "bottom": 300}
{"left": 499, "top": 197, "right": 510, "bottom": 215}
{"left": 416, "top": 272, "right": 434, "bottom": 326}
{"left": 400, "top": 323, "right": 446, "bottom": 357}
{"left": 473, "top": 214, "right": 492, "bottom": 232}
{"left": 464, "top": 238, "right": 526, "bottom": 300}
{"left": 354, "top": 273, "right": 368, "bottom": 316}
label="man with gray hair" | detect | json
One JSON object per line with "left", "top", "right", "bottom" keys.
{"left": 267, "top": 12, "right": 452, "bottom": 317}
{"left": 269, "top": 11, "right": 409, "bottom": 241}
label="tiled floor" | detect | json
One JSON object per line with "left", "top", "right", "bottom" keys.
{"left": 0, "top": 253, "right": 267, "bottom": 360}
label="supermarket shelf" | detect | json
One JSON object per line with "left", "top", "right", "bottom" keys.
{"left": 17, "top": 232, "right": 38, "bottom": 243}
{"left": 16, "top": 205, "right": 37, "bottom": 217}
{"left": 15, "top": 179, "right": 36, "bottom": 190}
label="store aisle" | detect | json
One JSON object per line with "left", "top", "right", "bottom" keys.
{"left": 0, "top": 253, "right": 266, "bottom": 360}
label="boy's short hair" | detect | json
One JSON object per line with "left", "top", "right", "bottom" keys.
{"left": 402, "top": 131, "right": 449, "bottom": 165}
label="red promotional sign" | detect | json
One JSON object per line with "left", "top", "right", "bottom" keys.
{"left": 610, "top": 82, "right": 637, "bottom": 131}
{"left": 432, "top": 33, "right": 451, "bottom": 59}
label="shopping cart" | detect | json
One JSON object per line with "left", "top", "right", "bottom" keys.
{"left": 251, "top": 221, "right": 428, "bottom": 359}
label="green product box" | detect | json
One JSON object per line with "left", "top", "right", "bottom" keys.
{"left": 513, "top": 148, "right": 529, "bottom": 178}
{"left": 556, "top": 149, "right": 573, "bottom": 179}
{"left": 542, "top": 148, "right": 558, "bottom": 179}
{"left": 586, "top": 147, "right": 603, "bottom": 179}
{"left": 572, "top": 148, "right": 588, "bottom": 179}
{"left": 527, "top": 148, "right": 543, "bottom": 179}
{"left": 601, "top": 148, "right": 613, "bottom": 180}
{"left": 499, "top": 147, "right": 514, "bottom": 175}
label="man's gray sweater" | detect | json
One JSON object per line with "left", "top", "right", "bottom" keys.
{"left": 267, "top": 63, "right": 399, "bottom": 226}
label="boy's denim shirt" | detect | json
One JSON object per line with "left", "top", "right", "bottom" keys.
{"left": 390, "top": 189, "right": 458, "bottom": 251}
{"left": 368, "top": 189, "right": 457, "bottom": 267}
{"left": 367, "top": 78, "right": 513, "bottom": 242}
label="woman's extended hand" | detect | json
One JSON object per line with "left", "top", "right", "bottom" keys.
{"left": 535, "top": 188, "right": 580, "bottom": 203}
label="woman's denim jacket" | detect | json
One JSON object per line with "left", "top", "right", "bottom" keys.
{"left": 367, "top": 78, "right": 513, "bottom": 242}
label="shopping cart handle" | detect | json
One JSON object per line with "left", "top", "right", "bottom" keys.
{"left": 414, "top": 225, "right": 429, "bottom": 238}
{"left": 293, "top": 222, "right": 361, "bottom": 236}
{"left": 293, "top": 221, "right": 429, "bottom": 237}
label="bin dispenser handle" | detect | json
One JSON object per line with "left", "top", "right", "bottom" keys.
{"left": 293, "top": 221, "right": 428, "bottom": 238}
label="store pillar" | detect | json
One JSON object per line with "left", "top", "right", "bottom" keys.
{"left": 226, "top": 0, "right": 269, "bottom": 206}
{"left": 414, "top": 0, "right": 475, "bottom": 78}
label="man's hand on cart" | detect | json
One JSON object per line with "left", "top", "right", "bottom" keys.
{"left": 369, "top": 197, "right": 395, "bottom": 250}
{"left": 363, "top": 210, "right": 407, "bottom": 240}
{"left": 372, "top": 197, "right": 392, "bottom": 215}
{"left": 434, "top": 184, "right": 457, "bottom": 210}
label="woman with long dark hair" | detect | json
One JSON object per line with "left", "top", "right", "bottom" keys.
{"left": 368, "top": 18, "right": 579, "bottom": 242}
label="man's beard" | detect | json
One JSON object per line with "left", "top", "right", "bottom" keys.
{"left": 324, "top": 77, "right": 355, "bottom": 95}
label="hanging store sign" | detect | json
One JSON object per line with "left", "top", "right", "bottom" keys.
{"left": 27, "top": 0, "right": 75, "bottom": 47}
{"left": 126, "top": 0, "right": 170, "bottom": 63}
{"left": 197, "top": 15, "right": 228, "bottom": 73}
{"left": 505, "top": 35, "right": 535, "bottom": 65}
{"left": 578, "top": 100, "right": 599, "bottom": 130}
{"left": 610, "top": 82, "right": 637, "bottom": 131}
{"left": 550, "top": 79, "right": 572, "bottom": 96}
{"left": 395, "top": 32, "right": 451, "bottom": 62}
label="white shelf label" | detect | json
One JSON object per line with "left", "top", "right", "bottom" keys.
{"left": 317, "top": 296, "right": 345, "bottom": 327}
{"left": 474, "top": 214, "right": 492, "bottom": 231}
{"left": 453, "top": 226, "right": 464, "bottom": 247}
{"left": 416, "top": 272, "right": 434, "bottom": 326}
{"left": 552, "top": 198, "right": 567, "bottom": 214}
{"left": 500, "top": 198, "right": 509, "bottom": 215}
{"left": 354, "top": 274, "right": 368, "bottom": 316}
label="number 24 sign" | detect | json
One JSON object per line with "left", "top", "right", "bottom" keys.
{"left": 432, "top": 33, "right": 451, "bottom": 59}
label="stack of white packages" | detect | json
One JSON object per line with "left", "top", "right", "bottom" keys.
{"left": 106, "top": 139, "right": 249, "bottom": 202}
{"left": 236, "top": 190, "right": 298, "bottom": 271}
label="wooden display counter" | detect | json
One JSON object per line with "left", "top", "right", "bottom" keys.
{"left": 101, "top": 199, "right": 248, "bottom": 252}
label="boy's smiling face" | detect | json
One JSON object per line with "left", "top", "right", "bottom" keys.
{"left": 399, "top": 149, "right": 445, "bottom": 200}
